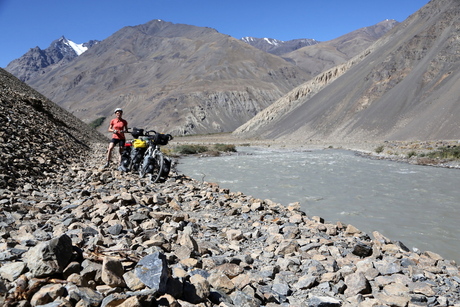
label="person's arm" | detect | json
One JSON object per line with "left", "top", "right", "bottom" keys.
{"left": 108, "top": 122, "right": 117, "bottom": 133}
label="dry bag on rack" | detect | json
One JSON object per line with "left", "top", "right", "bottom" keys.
{"left": 153, "top": 133, "right": 172, "bottom": 146}
{"left": 131, "top": 127, "right": 144, "bottom": 139}
{"left": 133, "top": 138, "right": 147, "bottom": 148}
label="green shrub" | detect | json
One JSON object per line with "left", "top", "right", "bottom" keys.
{"left": 89, "top": 116, "right": 106, "bottom": 129}
{"left": 173, "top": 144, "right": 209, "bottom": 155}
{"left": 375, "top": 145, "right": 384, "bottom": 154}
{"left": 426, "top": 146, "right": 460, "bottom": 160}
{"left": 213, "top": 144, "right": 236, "bottom": 152}
{"left": 172, "top": 143, "right": 238, "bottom": 155}
{"left": 406, "top": 151, "right": 417, "bottom": 158}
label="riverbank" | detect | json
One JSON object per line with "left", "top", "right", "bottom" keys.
{"left": 172, "top": 133, "right": 460, "bottom": 168}
{"left": 2, "top": 143, "right": 460, "bottom": 306}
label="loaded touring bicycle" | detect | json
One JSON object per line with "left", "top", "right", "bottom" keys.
{"left": 119, "top": 128, "right": 174, "bottom": 183}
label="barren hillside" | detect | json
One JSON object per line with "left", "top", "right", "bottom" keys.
{"left": 235, "top": 0, "right": 460, "bottom": 143}
{"left": 0, "top": 68, "right": 106, "bottom": 188}
{"left": 282, "top": 19, "right": 398, "bottom": 77}
{"left": 23, "top": 20, "right": 310, "bottom": 136}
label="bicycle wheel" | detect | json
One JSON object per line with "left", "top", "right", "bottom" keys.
{"left": 149, "top": 152, "right": 164, "bottom": 183}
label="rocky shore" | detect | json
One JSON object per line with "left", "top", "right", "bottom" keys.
{"left": 1, "top": 144, "right": 460, "bottom": 307}
{"left": 2, "top": 67, "right": 460, "bottom": 306}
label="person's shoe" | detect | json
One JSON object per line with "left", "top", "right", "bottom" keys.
{"left": 103, "top": 162, "right": 110, "bottom": 168}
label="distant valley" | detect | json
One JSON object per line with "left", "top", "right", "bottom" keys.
{"left": 6, "top": 0, "right": 460, "bottom": 144}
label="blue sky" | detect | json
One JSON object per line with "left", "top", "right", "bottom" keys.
{"left": 0, "top": 0, "right": 429, "bottom": 68}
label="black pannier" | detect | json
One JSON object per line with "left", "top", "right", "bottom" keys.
{"left": 161, "top": 156, "right": 172, "bottom": 179}
{"left": 153, "top": 133, "right": 172, "bottom": 146}
{"left": 118, "top": 142, "right": 132, "bottom": 172}
{"left": 131, "top": 127, "right": 144, "bottom": 139}
{"left": 130, "top": 147, "right": 146, "bottom": 171}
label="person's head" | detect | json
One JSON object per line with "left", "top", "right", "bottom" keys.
{"left": 114, "top": 108, "right": 123, "bottom": 117}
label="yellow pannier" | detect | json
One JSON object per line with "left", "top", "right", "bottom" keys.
{"left": 133, "top": 139, "right": 147, "bottom": 148}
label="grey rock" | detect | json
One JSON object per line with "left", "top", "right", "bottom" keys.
{"left": 344, "top": 272, "right": 372, "bottom": 296}
{"left": 374, "top": 260, "right": 402, "bottom": 275}
{"left": 2, "top": 68, "right": 460, "bottom": 306}
{"left": 308, "top": 295, "right": 342, "bottom": 307}
{"left": 24, "top": 234, "right": 73, "bottom": 277}
{"left": 272, "top": 282, "right": 290, "bottom": 296}
{"left": 0, "top": 261, "right": 27, "bottom": 281}
{"left": 107, "top": 224, "right": 123, "bottom": 235}
{"left": 135, "top": 252, "right": 169, "bottom": 293}
{"left": 230, "top": 290, "right": 261, "bottom": 307}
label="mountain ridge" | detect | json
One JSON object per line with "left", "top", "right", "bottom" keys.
{"left": 5, "top": 36, "right": 99, "bottom": 83}
{"left": 241, "top": 37, "right": 320, "bottom": 55}
{"left": 10, "top": 20, "right": 313, "bottom": 135}
{"left": 5, "top": 17, "right": 418, "bottom": 140}
{"left": 280, "top": 19, "right": 399, "bottom": 78}
{"left": 235, "top": 0, "right": 460, "bottom": 143}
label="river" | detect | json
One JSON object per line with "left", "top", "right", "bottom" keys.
{"left": 177, "top": 146, "right": 460, "bottom": 263}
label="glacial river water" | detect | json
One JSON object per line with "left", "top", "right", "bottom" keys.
{"left": 177, "top": 146, "right": 460, "bottom": 263}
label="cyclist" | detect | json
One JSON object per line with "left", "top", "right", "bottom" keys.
{"left": 104, "top": 108, "right": 129, "bottom": 168}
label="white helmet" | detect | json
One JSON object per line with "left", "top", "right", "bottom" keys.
{"left": 114, "top": 108, "right": 123, "bottom": 113}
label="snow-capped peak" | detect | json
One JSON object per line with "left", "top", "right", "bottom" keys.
{"left": 241, "top": 37, "right": 284, "bottom": 46}
{"left": 263, "top": 38, "right": 282, "bottom": 46}
{"left": 64, "top": 39, "right": 88, "bottom": 56}
{"left": 241, "top": 37, "right": 255, "bottom": 43}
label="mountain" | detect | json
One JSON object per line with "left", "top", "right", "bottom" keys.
{"left": 18, "top": 20, "right": 311, "bottom": 135}
{"left": 234, "top": 0, "right": 460, "bottom": 143}
{"left": 241, "top": 37, "right": 319, "bottom": 55}
{"left": 5, "top": 19, "right": 401, "bottom": 138}
{"left": 237, "top": 22, "right": 397, "bottom": 76}
{"left": 281, "top": 19, "right": 399, "bottom": 78}
{"left": 5, "top": 36, "right": 99, "bottom": 83}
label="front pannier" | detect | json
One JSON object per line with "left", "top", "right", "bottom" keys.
{"left": 118, "top": 142, "right": 132, "bottom": 172}
{"left": 153, "top": 133, "right": 172, "bottom": 146}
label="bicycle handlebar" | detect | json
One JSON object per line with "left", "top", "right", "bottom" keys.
{"left": 144, "top": 130, "right": 157, "bottom": 136}
{"left": 125, "top": 128, "right": 174, "bottom": 141}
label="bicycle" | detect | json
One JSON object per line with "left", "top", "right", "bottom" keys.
{"left": 138, "top": 130, "right": 174, "bottom": 183}
{"left": 118, "top": 128, "right": 147, "bottom": 173}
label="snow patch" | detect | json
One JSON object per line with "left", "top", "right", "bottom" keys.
{"left": 263, "top": 38, "right": 281, "bottom": 46}
{"left": 65, "top": 39, "right": 88, "bottom": 56}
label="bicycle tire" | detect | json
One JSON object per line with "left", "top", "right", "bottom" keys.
{"left": 149, "top": 152, "right": 164, "bottom": 183}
